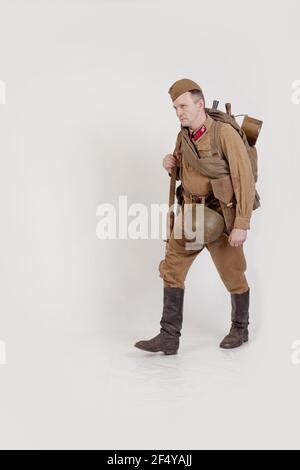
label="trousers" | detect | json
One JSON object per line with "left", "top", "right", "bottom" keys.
{"left": 159, "top": 196, "right": 249, "bottom": 294}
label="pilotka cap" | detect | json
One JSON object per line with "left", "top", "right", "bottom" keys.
{"left": 168, "top": 78, "right": 202, "bottom": 101}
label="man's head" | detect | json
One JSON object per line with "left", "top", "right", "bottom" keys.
{"left": 168, "top": 78, "right": 206, "bottom": 128}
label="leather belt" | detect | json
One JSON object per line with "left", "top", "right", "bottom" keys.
{"left": 182, "top": 188, "right": 214, "bottom": 204}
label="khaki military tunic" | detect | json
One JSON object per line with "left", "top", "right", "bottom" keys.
{"left": 159, "top": 114, "right": 254, "bottom": 294}
{"left": 179, "top": 114, "right": 255, "bottom": 230}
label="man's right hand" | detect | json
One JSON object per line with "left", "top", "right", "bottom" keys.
{"left": 163, "top": 154, "right": 177, "bottom": 173}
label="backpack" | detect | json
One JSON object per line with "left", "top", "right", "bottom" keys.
{"left": 205, "top": 102, "right": 262, "bottom": 210}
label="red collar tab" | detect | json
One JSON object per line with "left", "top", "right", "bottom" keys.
{"left": 192, "top": 125, "right": 207, "bottom": 141}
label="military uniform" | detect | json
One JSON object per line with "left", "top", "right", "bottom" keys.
{"left": 135, "top": 79, "right": 256, "bottom": 354}
{"left": 159, "top": 113, "right": 255, "bottom": 294}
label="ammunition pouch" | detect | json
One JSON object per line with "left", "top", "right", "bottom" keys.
{"left": 211, "top": 175, "right": 236, "bottom": 233}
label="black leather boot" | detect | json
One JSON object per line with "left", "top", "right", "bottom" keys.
{"left": 134, "top": 287, "right": 184, "bottom": 355}
{"left": 219, "top": 288, "right": 250, "bottom": 349}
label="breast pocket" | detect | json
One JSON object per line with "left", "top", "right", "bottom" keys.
{"left": 196, "top": 145, "right": 213, "bottom": 159}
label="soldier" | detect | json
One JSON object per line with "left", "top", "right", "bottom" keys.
{"left": 135, "top": 79, "right": 256, "bottom": 355}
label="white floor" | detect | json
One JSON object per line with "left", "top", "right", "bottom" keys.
{"left": 0, "top": 322, "right": 299, "bottom": 450}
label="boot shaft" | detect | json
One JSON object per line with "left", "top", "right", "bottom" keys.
{"left": 160, "top": 287, "right": 185, "bottom": 337}
{"left": 231, "top": 288, "right": 250, "bottom": 327}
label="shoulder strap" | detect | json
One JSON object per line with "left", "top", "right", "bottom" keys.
{"left": 210, "top": 120, "right": 222, "bottom": 158}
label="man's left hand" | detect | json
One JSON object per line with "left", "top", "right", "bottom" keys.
{"left": 228, "top": 228, "right": 247, "bottom": 247}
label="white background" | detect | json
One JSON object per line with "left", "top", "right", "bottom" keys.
{"left": 0, "top": 0, "right": 299, "bottom": 450}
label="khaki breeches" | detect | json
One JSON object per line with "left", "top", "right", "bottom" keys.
{"left": 159, "top": 204, "right": 249, "bottom": 294}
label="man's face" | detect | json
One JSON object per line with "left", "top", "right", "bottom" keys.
{"left": 172, "top": 91, "right": 203, "bottom": 127}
